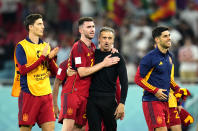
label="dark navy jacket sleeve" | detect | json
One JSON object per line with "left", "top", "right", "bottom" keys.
{"left": 16, "top": 44, "right": 27, "bottom": 65}
{"left": 139, "top": 54, "right": 153, "bottom": 78}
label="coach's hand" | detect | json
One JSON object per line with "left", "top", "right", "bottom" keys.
{"left": 155, "top": 89, "right": 168, "bottom": 100}
{"left": 114, "top": 103, "right": 125, "bottom": 120}
{"left": 54, "top": 104, "right": 60, "bottom": 119}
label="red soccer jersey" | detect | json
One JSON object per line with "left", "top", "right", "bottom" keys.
{"left": 62, "top": 40, "right": 95, "bottom": 97}
{"left": 56, "top": 59, "right": 68, "bottom": 86}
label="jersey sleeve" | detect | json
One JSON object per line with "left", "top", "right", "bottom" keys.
{"left": 47, "top": 58, "right": 58, "bottom": 76}
{"left": 135, "top": 66, "right": 159, "bottom": 94}
{"left": 139, "top": 55, "right": 153, "bottom": 78}
{"left": 70, "top": 44, "right": 87, "bottom": 69}
{"left": 16, "top": 44, "right": 27, "bottom": 65}
{"left": 135, "top": 54, "right": 159, "bottom": 94}
{"left": 56, "top": 61, "right": 68, "bottom": 81}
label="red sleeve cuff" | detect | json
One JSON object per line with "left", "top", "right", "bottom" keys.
{"left": 56, "top": 75, "right": 65, "bottom": 81}
{"left": 153, "top": 88, "right": 159, "bottom": 94}
{"left": 48, "top": 59, "right": 58, "bottom": 76}
{"left": 18, "top": 55, "right": 46, "bottom": 75}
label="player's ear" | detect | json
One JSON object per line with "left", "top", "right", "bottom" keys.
{"left": 79, "top": 26, "right": 82, "bottom": 34}
{"left": 29, "top": 25, "right": 33, "bottom": 31}
{"left": 154, "top": 37, "right": 159, "bottom": 43}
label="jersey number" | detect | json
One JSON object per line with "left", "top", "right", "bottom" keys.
{"left": 90, "top": 59, "right": 94, "bottom": 67}
{"left": 174, "top": 110, "right": 180, "bottom": 119}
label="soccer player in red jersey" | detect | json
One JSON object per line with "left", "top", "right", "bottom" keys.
{"left": 12, "top": 14, "right": 59, "bottom": 131}
{"left": 169, "top": 88, "right": 194, "bottom": 131}
{"left": 58, "top": 17, "right": 120, "bottom": 131}
{"left": 52, "top": 59, "right": 76, "bottom": 119}
{"left": 53, "top": 59, "right": 68, "bottom": 119}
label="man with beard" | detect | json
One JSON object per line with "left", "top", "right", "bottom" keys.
{"left": 58, "top": 17, "right": 120, "bottom": 131}
{"left": 135, "top": 26, "right": 181, "bottom": 131}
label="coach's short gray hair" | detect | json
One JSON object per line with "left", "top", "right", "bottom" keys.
{"left": 99, "top": 26, "right": 115, "bottom": 36}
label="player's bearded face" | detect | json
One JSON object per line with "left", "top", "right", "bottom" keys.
{"left": 99, "top": 31, "right": 114, "bottom": 52}
{"left": 30, "top": 18, "right": 44, "bottom": 37}
{"left": 159, "top": 31, "right": 171, "bottom": 49}
{"left": 82, "top": 21, "right": 95, "bottom": 40}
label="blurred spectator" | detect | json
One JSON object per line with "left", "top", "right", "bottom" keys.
{"left": 107, "top": 0, "right": 127, "bottom": 26}
{"left": 45, "top": 0, "right": 58, "bottom": 30}
{"left": 178, "top": 37, "right": 198, "bottom": 84}
{"left": 169, "top": 26, "right": 182, "bottom": 46}
{"left": 56, "top": 33, "right": 72, "bottom": 65}
{"left": 180, "top": 1, "right": 198, "bottom": 37}
{"left": 176, "top": 20, "right": 195, "bottom": 44}
{"left": 125, "top": 56, "right": 136, "bottom": 83}
{"left": 58, "top": 0, "right": 79, "bottom": 33}
{"left": 120, "top": 20, "right": 136, "bottom": 63}
{"left": 44, "top": 31, "right": 58, "bottom": 48}
{"left": 91, "top": 15, "right": 105, "bottom": 46}
{"left": 0, "top": 0, "right": 19, "bottom": 23}
{"left": 132, "top": 17, "right": 152, "bottom": 60}
{"left": 78, "top": 0, "right": 97, "bottom": 17}
{"left": 169, "top": 27, "right": 182, "bottom": 77}
{"left": 1, "top": 0, "right": 198, "bottom": 83}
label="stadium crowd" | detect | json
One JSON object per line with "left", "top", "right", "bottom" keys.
{"left": 0, "top": 0, "right": 198, "bottom": 83}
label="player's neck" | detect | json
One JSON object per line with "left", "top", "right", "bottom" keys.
{"left": 157, "top": 44, "right": 168, "bottom": 54}
{"left": 29, "top": 33, "right": 40, "bottom": 44}
{"left": 80, "top": 36, "right": 92, "bottom": 47}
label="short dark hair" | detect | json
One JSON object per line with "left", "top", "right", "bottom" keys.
{"left": 78, "top": 17, "right": 94, "bottom": 27}
{"left": 24, "top": 14, "right": 43, "bottom": 31}
{"left": 99, "top": 26, "right": 115, "bottom": 37}
{"left": 152, "top": 26, "right": 169, "bottom": 39}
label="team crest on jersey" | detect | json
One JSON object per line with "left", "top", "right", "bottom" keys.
{"left": 36, "top": 50, "right": 41, "bottom": 58}
{"left": 83, "top": 113, "right": 86, "bottom": 119}
{"left": 67, "top": 108, "right": 73, "bottom": 115}
{"left": 157, "top": 116, "right": 163, "bottom": 124}
{"left": 23, "top": 113, "right": 29, "bottom": 121}
{"left": 159, "top": 61, "right": 163, "bottom": 65}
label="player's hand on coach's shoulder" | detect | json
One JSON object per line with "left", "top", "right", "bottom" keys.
{"left": 114, "top": 103, "right": 125, "bottom": 120}
{"left": 155, "top": 89, "right": 168, "bottom": 100}
{"left": 111, "top": 47, "right": 119, "bottom": 54}
{"left": 102, "top": 54, "right": 120, "bottom": 67}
